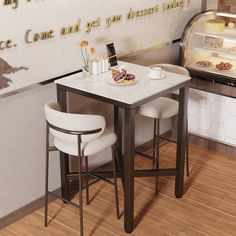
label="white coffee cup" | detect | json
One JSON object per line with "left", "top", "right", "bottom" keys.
{"left": 149, "top": 67, "right": 165, "bottom": 79}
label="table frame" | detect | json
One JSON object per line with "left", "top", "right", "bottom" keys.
{"left": 56, "top": 80, "right": 189, "bottom": 233}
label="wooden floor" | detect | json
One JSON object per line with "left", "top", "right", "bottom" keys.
{"left": 1, "top": 143, "right": 236, "bottom": 236}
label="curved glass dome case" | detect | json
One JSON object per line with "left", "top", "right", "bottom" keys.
{"left": 180, "top": 11, "right": 236, "bottom": 87}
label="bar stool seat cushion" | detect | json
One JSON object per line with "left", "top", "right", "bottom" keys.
{"left": 138, "top": 97, "right": 178, "bottom": 119}
{"left": 54, "top": 129, "right": 117, "bottom": 156}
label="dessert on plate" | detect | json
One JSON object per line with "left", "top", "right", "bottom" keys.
{"left": 196, "top": 60, "right": 213, "bottom": 67}
{"left": 112, "top": 68, "right": 136, "bottom": 84}
{"left": 227, "top": 46, "right": 236, "bottom": 53}
{"left": 215, "top": 62, "right": 233, "bottom": 71}
{"left": 205, "top": 19, "right": 225, "bottom": 33}
{"left": 204, "top": 36, "right": 223, "bottom": 48}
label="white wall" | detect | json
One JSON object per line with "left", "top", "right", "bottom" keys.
{"left": 0, "top": 84, "right": 61, "bottom": 218}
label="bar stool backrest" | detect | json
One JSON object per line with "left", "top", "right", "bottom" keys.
{"left": 151, "top": 64, "right": 190, "bottom": 95}
{"left": 152, "top": 64, "right": 190, "bottom": 76}
{"left": 44, "top": 101, "right": 105, "bottom": 143}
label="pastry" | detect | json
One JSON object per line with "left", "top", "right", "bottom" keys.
{"left": 215, "top": 62, "right": 233, "bottom": 70}
{"left": 228, "top": 46, "right": 236, "bottom": 53}
{"left": 196, "top": 60, "right": 213, "bottom": 67}
{"left": 205, "top": 19, "right": 225, "bottom": 33}
{"left": 112, "top": 68, "right": 136, "bottom": 84}
{"left": 204, "top": 36, "right": 223, "bottom": 48}
{"left": 228, "top": 22, "right": 235, "bottom": 29}
{"left": 112, "top": 69, "right": 127, "bottom": 83}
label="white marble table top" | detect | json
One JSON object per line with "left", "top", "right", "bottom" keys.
{"left": 55, "top": 61, "right": 191, "bottom": 109}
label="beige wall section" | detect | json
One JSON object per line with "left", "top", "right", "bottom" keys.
{"left": 120, "top": 43, "right": 180, "bottom": 66}
{"left": 206, "top": 0, "right": 218, "bottom": 10}
{"left": 0, "top": 84, "right": 60, "bottom": 219}
{"left": 218, "top": 0, "right": 236, "bottom": 12}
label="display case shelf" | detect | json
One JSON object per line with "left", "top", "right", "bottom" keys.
{"left": 195, "top": 31, "right": 236, "bottom": 42}
{"left": 187, "top": 63, "right": 236, "bottom": 79}
{"left": 194, "top": 47, "right": 236, "bottom": 58}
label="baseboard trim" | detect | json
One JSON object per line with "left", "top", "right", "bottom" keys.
{"left": 136, "top": 131, "right": 236, "bottom": 159}
{"left": 0, "top": 188, "right": 60, "bottom": 230}
{"left": 189, "top": 133, "right": 236, "bottom": 158}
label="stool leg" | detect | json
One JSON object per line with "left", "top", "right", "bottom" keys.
{"left": 155, "top": 119, "right": 160, "bottom": 195}
{"left": 85, "top": 156, "right": 90, "bottom": 205}
{"left": 186, "top": 118, "right": 190, "bottom": 177}
{"left": 112, "top": 146, "right": 120, "bottom": 219}
{"left": 78, "top": 155, "right": 83, "bottom": 236}
{"left": 152, "top": 119, "right": 157, "bottom": 165}
{"left": 44, "top": 123, "right": 49, "bottom": 227}
{"left": 77, "top": 136, "right": 83, "bottom": 236}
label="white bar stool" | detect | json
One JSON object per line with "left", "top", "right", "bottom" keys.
{"left": 136, "top": 64, "right": 190, "bottom": 194}
{"left": 44, "top": 101, "right": 120, "bottom": 236}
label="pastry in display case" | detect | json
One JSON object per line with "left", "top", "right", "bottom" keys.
{"left": 205, "top": 19, "right": 225, "bottom": 33}
{"left": 204, "top": 36, "right": 223, "bottom": 49}
{"left": 180, "top": 11, "right": 236, "bottom": 87}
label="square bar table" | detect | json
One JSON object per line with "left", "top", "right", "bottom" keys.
{"left": 55, "top": 61, "right": 191, "bottom": 233}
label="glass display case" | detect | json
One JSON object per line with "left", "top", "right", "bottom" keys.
{"left": 180, "top": 11, "right": 236, "bottom": 87}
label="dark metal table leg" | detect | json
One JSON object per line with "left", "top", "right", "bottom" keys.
{"left": 114, "top": 106, "right": 124, "bottom": 186}
{"left": 57, "top": 86, "right": 71, "bottom": 201}
{"left": 124, "top": 108, "right": 135, "bottom": 233}
{"left": 175, "top": 86, "right": 189, "bottom": 198}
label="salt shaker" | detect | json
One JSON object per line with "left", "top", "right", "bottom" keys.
{"left": 91, "top": 59, "right": 98, "bottom": 75}
{"left": 97, "top": 57, "right": 102, "bottom": 74}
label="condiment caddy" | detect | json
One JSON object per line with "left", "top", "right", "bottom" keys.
{"left": 91, "top": 55, "right": 109, "bottom": 75}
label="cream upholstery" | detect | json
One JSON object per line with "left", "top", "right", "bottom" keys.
{"left": 138, "top": 97, "right": 178, "bottom": 119}
{"left": 138, "top": 64, "right": 190, "bottom": 120}
{"left": 153, "top": 64, "right": 190, "bottom": 76}
{"left": 44, "top": 101, "right": 117, "bottom": 156}
{"left": 54, "top": 129, "right": 117, "bottom": 156}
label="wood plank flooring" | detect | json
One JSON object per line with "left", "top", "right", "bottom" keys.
{"left": 1, "top": 143, "right": 236, "bottom": 236}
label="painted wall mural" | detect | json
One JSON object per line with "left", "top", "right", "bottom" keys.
{"left": 0, "top": 0, "right": 201, "bottom": 95}
{"left": 0, "top": 57, "right": 28, "bottom": 89}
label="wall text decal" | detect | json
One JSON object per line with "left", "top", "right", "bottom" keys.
{"left": 3, "top": 0, "right": 18, "bottom": 9}
{"left": 163, "top": 0, "right": 184, "bottom": 11}
{"left": 25, "top": 29, "right": 54, "bottom": 44}
{"left": 127, "top": 5, "right": 159, "bottom": 20}
{"left": 0, "top": 39, "right": 17, "bottom": 51}
{"left": 60, "top": 19, "right": 81, "bottom": 36}
{"left": 1, "top": 2, "right": 186, "bottom": 50}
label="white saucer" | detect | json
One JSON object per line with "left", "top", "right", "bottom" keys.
{"left": 147, "top": 73, "right": 166, "bottom": 80}
{"left": 106, "top": 79, "right": 139, "bottom": 86}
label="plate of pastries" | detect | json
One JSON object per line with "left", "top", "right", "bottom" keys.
{"left": 108, "top": 67, "right": 138, "bottom": 85}
{"left": 196, "top": 60, "right": 213, "bottom": 68}
{"left": 215, "top": 62, "right": 233, "bottom": 71}
{"left": 195, "top": 60, "right": 234, "bottom": 71}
